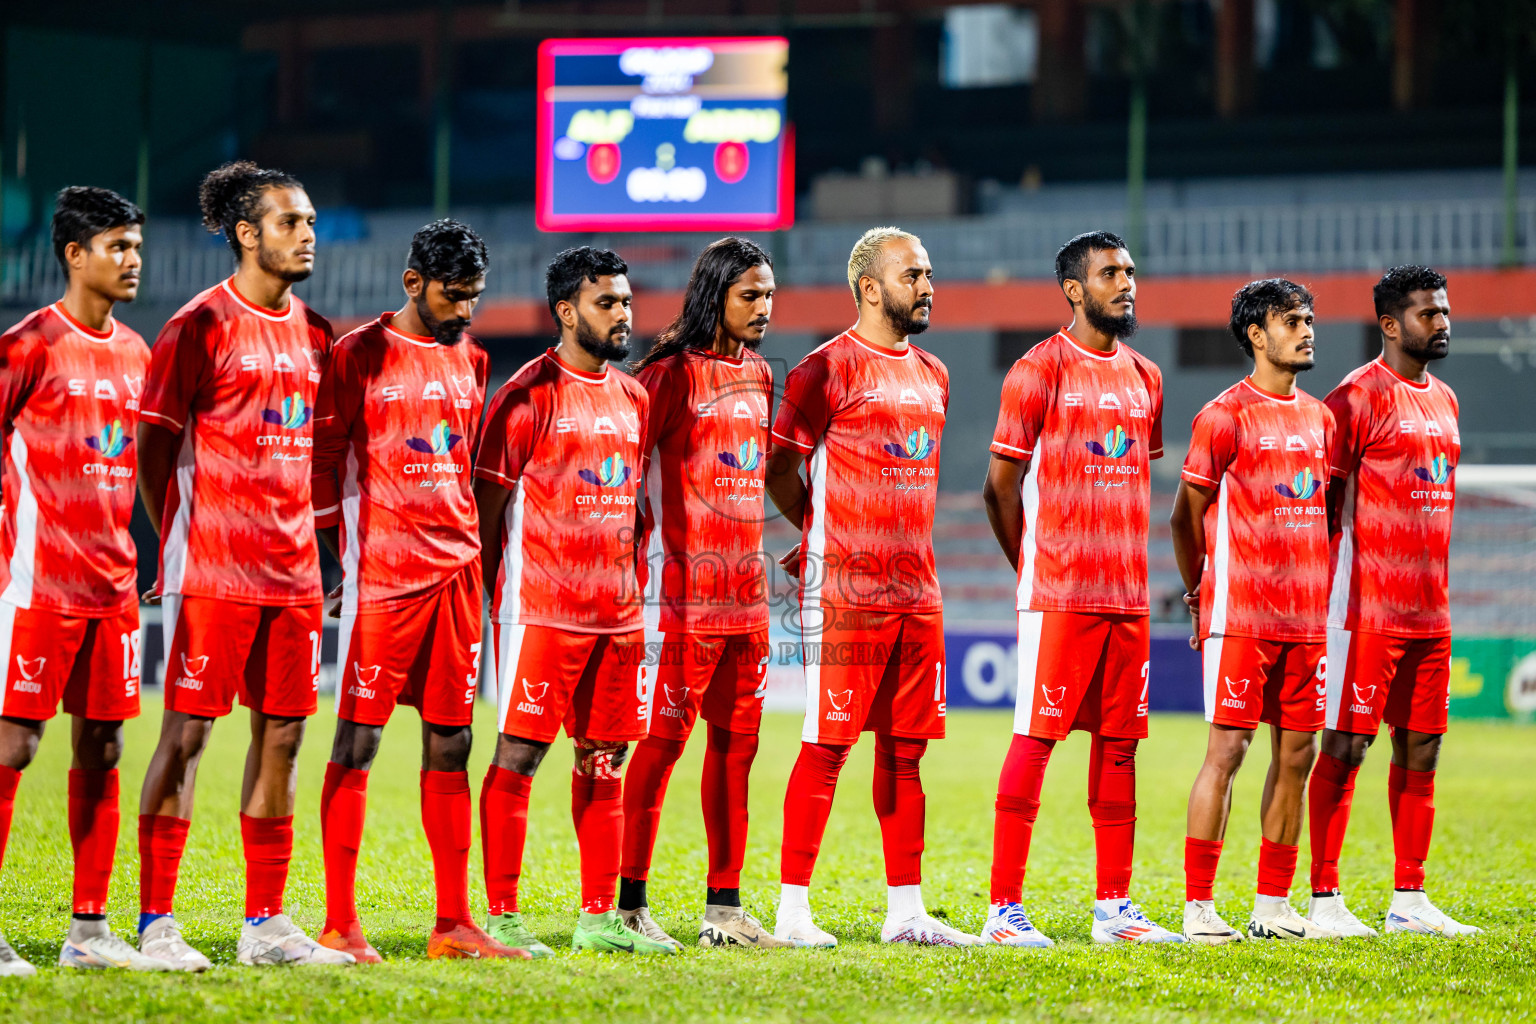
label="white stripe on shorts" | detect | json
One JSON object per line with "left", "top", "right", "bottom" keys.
{"left": 1011, "top": 610, "right": 1045, "bottom": 735}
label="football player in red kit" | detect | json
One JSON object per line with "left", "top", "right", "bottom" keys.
{"left": 981, "top": 232, "right": 1180, "bottom": 946}
{"left": 134, "top": 162, "right": 351, "bottom": 968}
{"left": 767, "top": 227, "right": 975, "bottom": 948}
{"left": 1306, "top": 266, "right": 1479, "bottom": 937}
{"left": 310, "top": 220, "right": 526, "bottom": 962}
{"left": 618, "top": 237, "right": 790, "bottom": 949}
{"left": 1172, "top": 280, "right": 1339, "bottom": 943}
{"left": 474, "top": 247, "right": 674, "bottom": 955}
{"left": 0, "top": 187, "right": 166, "bottom": 975}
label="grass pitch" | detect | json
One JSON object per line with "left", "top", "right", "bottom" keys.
{"left": 0, "top": 700, "right": 1531, "bottom": 1022}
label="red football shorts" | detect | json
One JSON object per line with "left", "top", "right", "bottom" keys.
{"left": 162, "top": 595, "right": 322, "bottom": 718}
{"left": 0, "top": 601, "right": 140, "bottom": 722}
{"left": 336, "top": 565, "right": 483, "bottom": 728}
{"left": 647, "top": 630, "right": 770, "bottom": 741}
{"left": 494, "top": 623, "right": 647, "bottom": 744}
{"left": 1201, "top": 635, "right": 1326, "bottom": 731}
{"left": 1325, "top": 628, "right": 1451, "bottom": 736}
{"left": 1013, "top": 610, "right": 1149, "bottom": 741}
{"left": 799, "top": 608, "right": 946, "bottom": 745}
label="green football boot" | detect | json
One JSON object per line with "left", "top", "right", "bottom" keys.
{"left": 571, "top": 910, "right": 678, "bottom": 954}
{"left": 486, "top": 911, "right": 556, "bottom": 959}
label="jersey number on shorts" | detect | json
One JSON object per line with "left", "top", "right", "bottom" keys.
{"left": 934, "top": 661, "right": 946, "bottom": 717}
{"left": 120, "top": 631, "right": 141, "bottom": 698}
{"left": 308, "top": 631, "right": 322, "bottom": 690}
{"left": 465, "top": 641, "right": 482, "bottom": 705}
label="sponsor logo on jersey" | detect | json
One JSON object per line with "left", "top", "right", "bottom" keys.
{"left": 406, "top": 419, "right": 464, "bottom": 456}
{"left": 423, "top": 380, "right": 447, "bottom": 400}
{"left": 1414, "top": 453, "right": 1453, "bottom": 486}
{"left": 578, "top": 453, "right": 632, "bottom": 488}
{"left": 1275, "top": 467, "right": 1321, "bottom": 500}
{"left": 85, "top": 419, "right": 130, "bottom": 458}
{"left": 262, "top": 393, "right": 313, "bottom": 430}
{"left": 884, "top": 425, "right": 936, "bottom": 461}
{"left": 1085, "top": 424, "right": 1134, "bottom": 459}
{"left": 718, "top": 437, "right": 762, "bottom": 471}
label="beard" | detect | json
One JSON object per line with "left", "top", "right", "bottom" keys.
{"left": 879, "top": 285, "right": 932, "bottom": 336}
{"left": 1401, "top": 328, "right": 1450, "bottom": 362}
{"left": 726, "top": 317, "right": 770, "bottom": 351}
{"left": 256, "top": 240, "right": 313, "bottom": 284}
{"left": 415, "top": 293, "right": 469, "bottom": 346}
{"left": 1084, "top": 290, "right": 1137, "bottom": 339}
{"left": 575, "top": 311, "right": 631, "bottom": 361}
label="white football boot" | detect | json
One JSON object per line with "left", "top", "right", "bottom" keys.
{"left": 0, "top": 931, "right": 36, "bottom": 977}
{"left": 60, "top": 919, "right": 172, "bottom": 970}
{"left": 1091, "top": 899, "right": 1185, "bottom": 943}
{"left": 698, "top": 905, "right": 794, "bottom": 949}
{"left": 1182, "top": 900, "right": 1244, "bottom": 945}
{"left": 980, "top": 903, "right": 1053, "bottom": 948}
{"left": 138, "top": 916, "right": 211, "bottom": 972}
{"left": 1247, "top": 900, "right": 1341, "bottom": 940}
{"left": 881, "top": 912, "right": 983, "bottom": 947}
{"left": 772, "top": 907, "right": 838, "bottom": 948}
{"left": 237, "top": 914, "right": 356, "bottom": 965}
{"left": 1384, "top": 891, "right": 1482, "bottom": 937}
{"left": 1307, "top": 893, "right": 1379, "bottom": 937}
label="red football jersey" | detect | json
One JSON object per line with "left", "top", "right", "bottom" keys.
{"left": 0, "top": 304, "right": 150, "bottom": 615}
{"left": 476, "top": 349, "right": 649, "bottom": 633}
{"left": 770, "top": 330, "right": 948, "bottom": 614}
{"left": 990, "top": 330, "right": 1164, "bottom": 615}
{"left": 1326, "top": 359, "right": 1460, "bottom": 637}
{"left": 141, "top": 279, "right": 333, "bottom": 606}
{"left": 1181, "top": 378, "right": 1335, "bottom": 641}
{"left": 312, "top": 313, "right": 488, "bottom": 611}
{"left": 638, "top": 347, "right": 773, "bottom": 634}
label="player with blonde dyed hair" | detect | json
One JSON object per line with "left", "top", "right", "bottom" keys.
{"left": 845, "top": 227, "right": 922, "bottom": 301}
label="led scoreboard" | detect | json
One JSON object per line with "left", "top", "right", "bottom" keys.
{"left": 535, "top": 36, "right": 792, "bottom": 232}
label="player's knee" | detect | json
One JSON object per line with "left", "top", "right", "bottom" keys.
{"left": 425, "top": 724, "right": 473, "bottom": 773}
{"left": 260, "top": 716, "right": 307, "bottom": 764}
{"left": 75, "top": 720, "right": 124, "bottom": 771}
{"left": 1280, "top": 735, "right": 1319, "bottom": 777}
{"left": 0, "top": 718, "right": 43, "bottom": 771}
{"left": 166, "top": 714, "right": 214, "bottom": 765}
{"left": 494, "top": 733, "right": 549, "bottom": 776}
{"left": 572, "top": 738, "right": 628, "bottom": 779}
{"left": 330, "top": 719, "right": 383, "bottom": 771}
{"left": 1204, "top": 736, "right": 1248, "bottom": 777}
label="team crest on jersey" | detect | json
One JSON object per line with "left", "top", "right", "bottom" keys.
{"left": 1352, "top": 683, "right": 1376, "bottom": 707}
{"left": 1275, "top": 468, "right": 1321, "bottom": 500}
{"left": 1040, "top": 685, "right": 1067, "bottom": 706}
{"left": 262, "top": 393, "right": 312, "bottom": 429}
{"left": 664, "top": 685, "right": 689, "bottom": 707}
{"left": 85, "top": 420, "right": 130, "bottom": 458}
{"left": 578, "top": 453, "right": 631, "bottom": 488}
{"left": 827, "top": 689, "right": 853, "bottom": 711}
{"left": 1414, "top": 453, "right": 1453, "bottom": 485}
{"left": 123, "top": 375, "right": 143, "bottom": 399}
{"left": 883, "top": 426, "right": 936, "bottom": 461}
{"left": 406, "top": 419, "right": 464, "bottom": 456}
{"left": 452, "top": 374, "right": 474, "bottom": 398}
{"left": 15, "top": 656, "right": 45, "bottom": 681}
{"left": 1224, "top": 677, "right": 1250, "bottom": 699}
{"left": 718, "top": 438, "right": 762, "bottom": 471}
{"left": 1085, "top": 425, "right": 1134, "bottom": 459}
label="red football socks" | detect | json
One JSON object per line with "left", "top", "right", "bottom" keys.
{"left": 989, "top": 733, "right": 1052, "bottom": 904}
{"left": 0, "top": 765, "right": 19, "bottom": 879}
{"left": 68, "top": 768, "right": 119, "bottom": 915}
{"left": 1307, "top": 752, "right": 1359, "bottom": 892}
{"left": 1089, "top": 735, "right": 1138, "bottom": 901}
{"left": 1388, "top": 763, "right": 1435, "bottom": 890}
{"left": 872, "top": 734, "right": 927, "bottom": 886}
{"left": 572, "top": 774, "right": 623, "bottom": 914}
{"left": 421, "top": 770, "right": 472, "bottom": 930}
{"left": 320, "top": 761, "right": 369, "bottom": 927}
{"left": 138, "top": 813, "right": 190, "bottom": 916}
{"left": 1184, "top": 837, "right": 1223, "bottom": 902}
{"left": 780, "top": 741, "right": 851, "bottom": 886}
{"left": 240, "top": 813, "right": 293, "bottom": 920}
{"left": 480, "top": 765, "right": 532, "bottom": 915}
{"left": 702, "top": 725, "right": 758, "bottom": 890}
{"left": 1257, "top": 836, "right": 1299, "bottom": 898}
{"left": 618, "top": 735, "right": 686, "bottom": 882}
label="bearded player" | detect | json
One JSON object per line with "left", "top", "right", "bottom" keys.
{"left": 134, "top": 162, "right": 352, "bottom": 968}
{"left": 767, "top": 227, "right": 975, "bottom": 948}
{"left": 1171, "top": 280, "right": 1339, "bottom": 943}
{"left": 981, "top": 231, "right": 1181, "bottom": 946}
{"left": 617, "top": 237, "right": 789, "bottom": 950}
{"left": 1306, "top": 265, "right": 1478, "bottom": 937}
{"left": 0, "top": 187, "right": 168, "bottom": 975}
{"left": 308, "top": 220, "right": 526, "bottom": 962}
{"left": 474, "top": 247, "right": 674, "bottom": 955}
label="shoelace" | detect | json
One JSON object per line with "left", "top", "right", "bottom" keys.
{"left": 1001, "top": 906, "right": 1036, "bottom": 931}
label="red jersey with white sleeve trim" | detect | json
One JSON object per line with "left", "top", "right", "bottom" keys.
{"left": 638, "top": 347, "right": 772, "bottom": 634}
{"left": 0, "top": 304, "right": 150, "bottom": 615}
{"left": 1325, "top": 359, "right": 1460, "bottom": 637}
{"left": 1181, "top": 378, "right": 1335, "bottom": 641}
{"left": 990, "top": 330, "right": 1164, "bottom": 615}
{"left": 140, "top": 279, "right": 333, "bottom": 605}
{"left": 476, "top": 349, "right": 649, "bottom": 633}
{"left": 770, "top": 330, "right": 948, "bottom": 614}
{"left": 312, "top": 312, "right": 488, "bottom": 611}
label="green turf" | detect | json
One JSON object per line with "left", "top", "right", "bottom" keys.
{"left": 0, "top": 701, "right": 1531, "bottom": 1022}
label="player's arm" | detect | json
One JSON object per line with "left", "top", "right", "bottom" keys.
{"left": 982, "top": 453, "right": 1026, "bottom": 572}
{"left": 136, "top": 422, "right": 181, "bottom": 536}
{"left": 764, "top": 445, "right": 808, "bottom": 531}
{"left": 472, "top": 383, "right": 539, "bottom": 596}
{"left": 1169, "top": 478, "right": 1216, "bottom": 638}
{"left": 311, "top": 344, "right": 361, "bottom": 561}
{"left": 1323, "top": 385, "right": 1368, "bottom": 539}
{"left": 474, "top": 478, "right": 513, "bottom": 596}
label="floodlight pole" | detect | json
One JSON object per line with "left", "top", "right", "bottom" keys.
{"left": 1128, "top": 75, "right": 1147, "bottom": 260}
{"left": 1502, "top": 38, "right": 1519, "bottom": 268}
{"left": 432, "top": 0, "right": 453, "bottom": 217}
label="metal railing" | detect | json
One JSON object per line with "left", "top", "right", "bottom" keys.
{"left": 5, "top": 197, "right": 1533, "bottom": 312}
